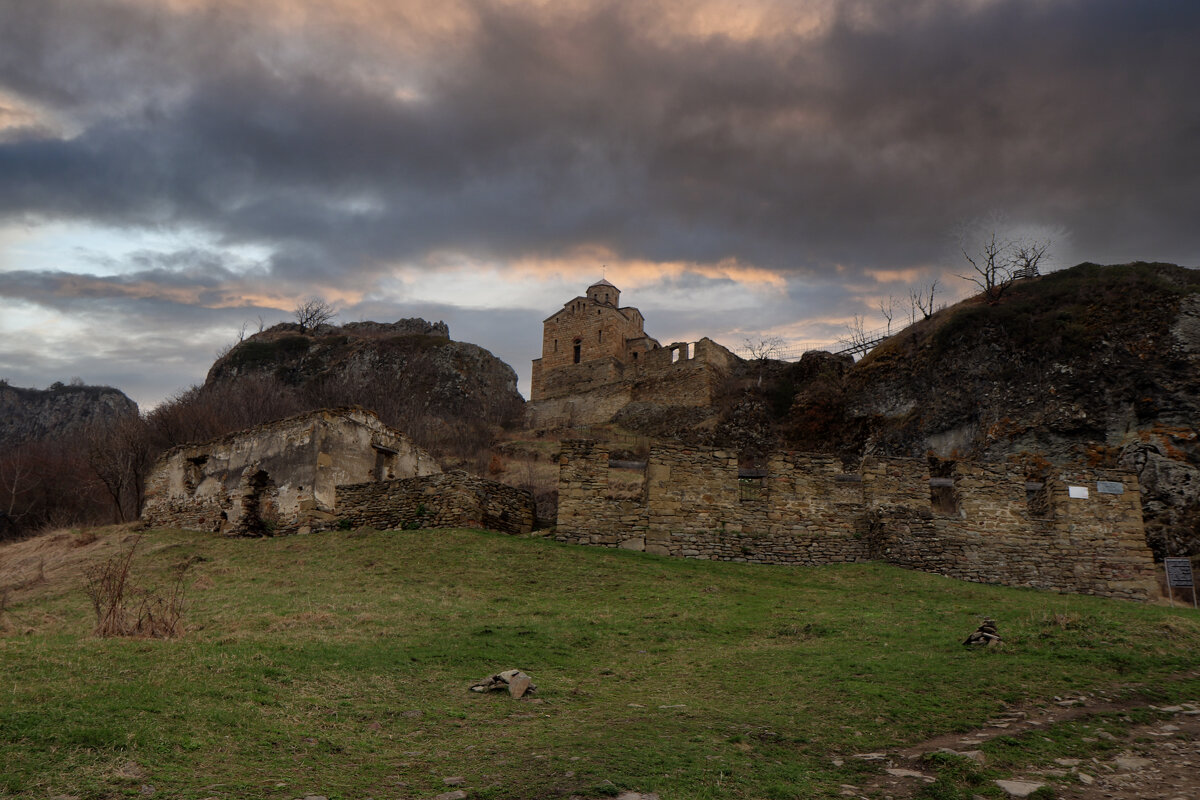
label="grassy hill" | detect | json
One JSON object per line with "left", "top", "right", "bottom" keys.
{"left": 2, "top": 527, "right": 1199, "bottom": 799}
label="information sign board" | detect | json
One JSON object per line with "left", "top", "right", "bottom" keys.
{"left": 1096, "top": 481, "right": 1124, "bottom": 495}
{"left": 1165, "top": 558, "right": 1195, "bottom": 588}
{"left": 1164, "top": 558, "right": 1197, "bottom": 608}
{"left": 1067, "top": 485, "right": 1089, "bottom": 499}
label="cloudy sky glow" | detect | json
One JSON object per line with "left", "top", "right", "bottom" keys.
{"left": 1, "top": 0, "right": 1198, "bottom": 406}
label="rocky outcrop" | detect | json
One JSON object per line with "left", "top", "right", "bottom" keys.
{"left": 786, "top": 262, "right": 1200, "bottom": 559}
{"left": 204, "top": 319, "right": 525, "bottom": 453}
{"left": 0, "top": 381, "right": 138, "bottom": 446}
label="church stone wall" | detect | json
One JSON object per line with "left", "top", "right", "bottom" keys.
{"left": 528, "top": 280, "right": 741, "bottom": 427}
{"left": 555, "top": 441, "right": 1159, "bottom": 601}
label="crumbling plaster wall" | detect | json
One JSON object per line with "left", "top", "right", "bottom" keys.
{"left": 142, "top": 408, "right": 439, "bottom": 535}
{"left": 555, "top": 441, "right": 1159, "bottom": 601}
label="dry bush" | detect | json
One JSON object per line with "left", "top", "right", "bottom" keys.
{"left": 84, "top": 536, "right": 189, "bottom": 639}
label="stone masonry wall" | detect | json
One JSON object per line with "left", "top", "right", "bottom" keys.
{"left": 555, "top": 441, "right": 1159, "bottom": 600}
{"left": 334, "top": 471, "right": 535, "bottom": 535}
{"left": 871, "top": 462, "right": 1156, "bottom": 600}
{"left": 142, "top": 408, "right": 440, "bottom": 536}
{"left": 528, "top": 338, "right": 739, "bottom": 428}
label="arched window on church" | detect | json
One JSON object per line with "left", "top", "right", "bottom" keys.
{"left": 573, "top": 339, "right": 582, "bottom": 364}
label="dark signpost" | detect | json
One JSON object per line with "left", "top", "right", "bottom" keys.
{"left": 1163, "top": 557, "right": 1197, "bottom": 608}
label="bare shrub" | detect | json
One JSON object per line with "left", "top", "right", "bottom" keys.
{"left": 84, "top": 536, "right": 189, "bottom": 638}
{"left": 0, "top": 440, "right": 113, "bottom": 539}
{"left": 294, "top": 298, "right": 336, "bottom": 333}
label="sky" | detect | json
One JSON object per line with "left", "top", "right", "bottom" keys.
{"left": 1, "top": 0, "right": 1198, "bottom": 407}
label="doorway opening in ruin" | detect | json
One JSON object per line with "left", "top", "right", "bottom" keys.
{"left": 184, "top": 454, "right": 208, "bottom": 494}
{"left": 374, "top": 443, "right": 400, "bottom": 481}
{"left": 239, "top": 469, "right": 277, "bottom": 536}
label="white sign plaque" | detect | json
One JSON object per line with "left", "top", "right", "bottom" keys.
{"left": 1067, "top": 485, "right": 1089, "bottom": 499}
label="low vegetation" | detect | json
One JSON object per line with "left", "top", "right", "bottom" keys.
{"left": 2, "top": 526, "right": 1199, "bottom": 799}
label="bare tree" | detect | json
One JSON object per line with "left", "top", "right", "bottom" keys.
{"left": 743, "top": 336, "right": 785, "bottom": 386}
{"left": 1011, "top": 240, "right": 1049, "bottom": 280}
{"left": 294, "top": 298, "right": 336, "bottom": 333}
{"left": 957, "top": 233, "right": 1049, "bottom": 305}
{"left": 877, "top": 296, "right": 896, "bottom": 335}
{"left": 86, "top": 414, "right": 153, "bottom": 522}
{"left": 909, "top": 279, "right": 940, "bottom": 322}
{"left": 0, "top": 444, "right": 43, "bottom": 527}
{"left": 845, "top": 314, "right": 869, "bottom": 350}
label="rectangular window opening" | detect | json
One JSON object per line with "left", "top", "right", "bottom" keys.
{"left": 738, "top": 465, "right": 768, "bottom": 502}
{"left": 606, "top": 458, "right": 647, "bottom": 501}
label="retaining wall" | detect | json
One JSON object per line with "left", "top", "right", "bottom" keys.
{"left": 555, "top": 441, "right": 1159, "bottom": 600}
{"left": 334, "top": 471, "right": 535, "bottom": 535}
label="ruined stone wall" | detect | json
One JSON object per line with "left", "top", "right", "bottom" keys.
{"left": 334, "top": 472, "right": 534, "bottom": 534}
{"left": 142, "top": 408, "right": 440, "bottom": 536}
{"left": 555, "top": 442, "right": 1159, "bottom": 600}
{"left": 527, "top": 338, "right": 740, "bottom": 428}
{"left": 869, "top": 463, "right": 1157, "bottom": 600}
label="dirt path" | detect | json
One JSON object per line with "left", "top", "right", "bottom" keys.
{"left": 836, "top": 690, "right": 1200, "bottom": 799}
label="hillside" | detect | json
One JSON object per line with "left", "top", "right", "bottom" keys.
{"left": 2, "top": 526, "right": 1200, "bottom": 799}
{"left": 786, "top": 262, "right": 1200, "bottom": 558}
{"left": 203, "top": 318, "right": 525, "bottom": 462}
{"left": 0, "top": 380, "right": 137, "bottom": 446}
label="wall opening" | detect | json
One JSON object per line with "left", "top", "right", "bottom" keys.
{"left": 687, "top": 342, "right": 695, "bottom": 359}
{"left": 1026, "top": 480, "right": 1050, "bottom": 518}
{"left": 928, "top": 458, "right": 959, "bottom": 516}
{"left": 606, "top": 456, "right": 647, "bottom": 501}
{"left": 184, "top": 454, "right": 208, "bottom": 495}
{"left": 738, "top": 454, "right": 768, "bottom": 502}
{"left": 573, "top": 340, "right": 581, "bottom": 363}
{"left": 373, "top": 443, "right": 400, "bottom": 481}
{"left": 239, "top": 469, "right": 277, "bottom": 536}
{"left": 671, "top": 347, "right": 680, "bottom": 363}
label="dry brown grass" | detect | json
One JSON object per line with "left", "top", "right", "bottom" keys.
{"left": 0, "top": 527, "right": 121, "bottom": 603}
{"left": 0, "top": 524, "right": 182, "bottom": 636}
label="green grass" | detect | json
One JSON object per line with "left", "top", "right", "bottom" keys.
{"left": 2, "top": 527, "right": 1199, "bottom": 799}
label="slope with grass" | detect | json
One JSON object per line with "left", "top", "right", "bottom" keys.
{"left": 3, "top": 526, "right": 1199, "bottom": 799}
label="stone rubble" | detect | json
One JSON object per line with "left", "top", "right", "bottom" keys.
{"left": 469, "top": 669, "right": 537, "bottom": 698}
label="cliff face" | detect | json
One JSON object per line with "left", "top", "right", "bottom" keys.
{"left": 0, "top": 382, "right": 138, "bottom": 446}
{"left": 204, "top": 319, "right": 524, "bottom": 450}
{"left": 787, "top": 262, "right": 1200, "bottom": 558}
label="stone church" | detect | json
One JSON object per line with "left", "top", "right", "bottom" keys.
{"left": 528, "top": 279, "right": 738, "bottom": 427}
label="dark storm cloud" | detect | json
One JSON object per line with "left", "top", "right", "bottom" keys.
{"left": 1, "top": 0, "right": 1199, "bottom": 286}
